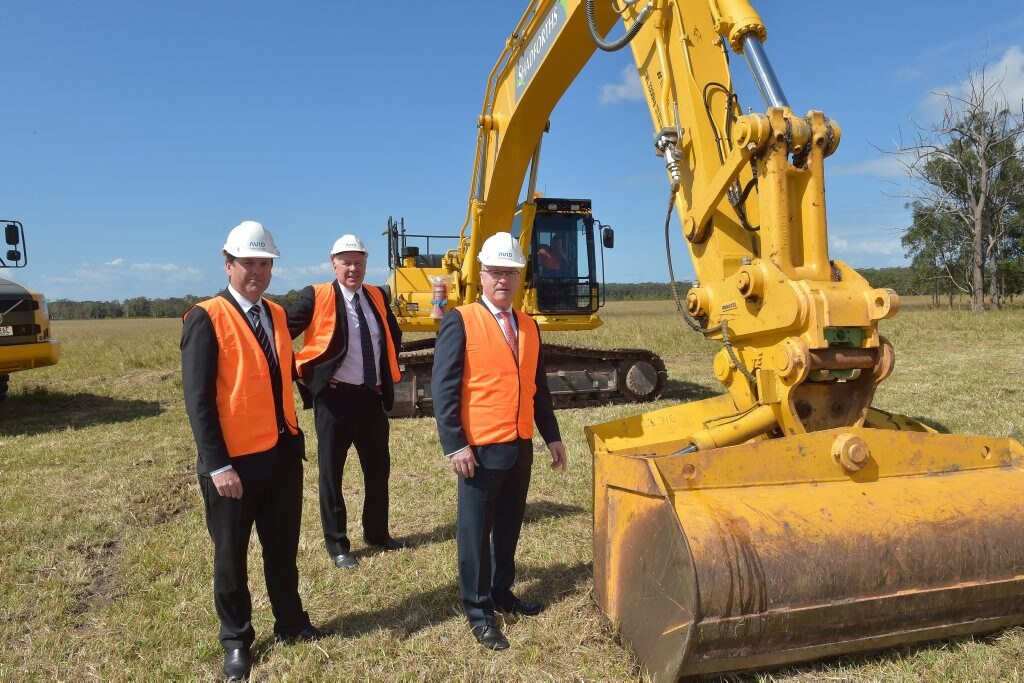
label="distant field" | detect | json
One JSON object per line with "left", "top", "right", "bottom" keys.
{"left": 1, "top": 301, "right": 1022, "bottom": 680}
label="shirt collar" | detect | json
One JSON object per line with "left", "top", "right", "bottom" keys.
{"left": 480, "top": 295, "right": 512, "bottom": 317}
{"left": 339, "top": 282, "right": 361, "bottom": 302}
{"left": 227, "top": 284, "right": 262, "bottom": 313}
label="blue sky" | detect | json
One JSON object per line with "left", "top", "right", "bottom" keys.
{"left": 3, "top": 1, "right": 1023, "bottom": 301}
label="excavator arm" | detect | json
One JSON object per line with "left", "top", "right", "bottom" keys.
{"left": 614, "top": 0, "right": 898, "bottom": 441}
{"left": 457, "top": 0, "right": 618, "bottom": 303}
{"left": 460, "top": 0, "right": 899, "bottom": 440}
{"left": 463, "top": 0, "right": 1024, "bottom": 678}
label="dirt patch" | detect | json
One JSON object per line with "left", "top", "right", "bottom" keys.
{"left": 67, "top": 538, "right": 121, "bottom": 617}
{"left": 128, "top": 469, "right": 194, "bottom": 527}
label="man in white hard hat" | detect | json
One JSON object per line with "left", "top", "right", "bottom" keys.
{"left": 181, "top": 221, "right": 333, "bottom": 681}
{"left": 431, "top": 231, "right": 567, "bottom": 651}
{"left": 287, "top": 234, "right": 405, "bottom": 570}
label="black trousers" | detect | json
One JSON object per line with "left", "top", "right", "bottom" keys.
{"left": 313, "top": 382, "right": 392, "bottom": 556}
{"left": 199, "top": 443, "right": 310, "bottom": 650}
{"left": 456, "top": 439, "right": 533, "bottom": 628}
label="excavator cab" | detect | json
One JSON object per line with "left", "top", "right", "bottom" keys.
{"left": 515, "top": 197, "right": 605, "bottom": 316}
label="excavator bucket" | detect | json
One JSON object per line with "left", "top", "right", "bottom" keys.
{"left": 587, "top": 396, "right": 1024, "bottom": 679}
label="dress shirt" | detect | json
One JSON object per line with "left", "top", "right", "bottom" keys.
{"left": 332, "top": 285, "right": 383, "bottom": 386}
{"left": 209, "top": 286, "right": 279, "bottom": 477}
{"left": 226, "top": 284, "right": 279, "bottom": 364}
{"left": 480, "top": 295, "right": 517, "bottom": 333}
{"left": 443, "top": 295, "right": 517, "bottom": 458}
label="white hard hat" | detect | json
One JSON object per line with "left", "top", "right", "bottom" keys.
{"left": 478, "top": 232, "right": 526, "bottom": 268}
{"left": 223, "top": 220, "right": 280, "bottom": 258}
{"left": 331, "top": 234, "right": 368, "bottom": 255}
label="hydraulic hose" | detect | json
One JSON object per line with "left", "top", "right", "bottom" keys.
{"left": 584, "top": 0, "right": 653, "bottom": 52}
{"left": 662, "top": 188, "right": 756, "bottom": 395}
{"left": 721, "top": 318, "right": 757, "bottom": 387}
{"left": 663, "top": 189, "right": 704, "bottom": 334}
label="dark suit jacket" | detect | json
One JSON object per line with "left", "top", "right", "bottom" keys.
{"left": 182, "top": 290, "right": 292, "bottom": 477}
{"left": 286, "top": 281, "right": 403, "bottom": 411}
{"left": 431, "top": 302, "right": 560, "bottom": 470}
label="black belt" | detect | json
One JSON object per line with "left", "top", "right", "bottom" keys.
{"left": 327, "top": 379, "right": 381, "bottom": 394}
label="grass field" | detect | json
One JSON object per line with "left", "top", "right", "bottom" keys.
{"left": 1, "top": 299, "right": 1022, "bottom": 681}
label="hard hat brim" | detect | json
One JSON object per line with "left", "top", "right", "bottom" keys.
{"left": 478, "top": 257, "right": 525, "bottom": 268}
{"left": 225, "top": 247, "right": 281, "bottom": 259}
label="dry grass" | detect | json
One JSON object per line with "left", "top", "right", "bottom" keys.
{"left": 1, "top": 302, "right": 1022, "bottom": 681}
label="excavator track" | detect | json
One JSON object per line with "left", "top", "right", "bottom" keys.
{"left": 388, "top": 338, "right": 667, "bottom": 418}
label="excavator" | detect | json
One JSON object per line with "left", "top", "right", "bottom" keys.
{"left": 385, "top": 209, "right": 667, "bottom": 417}
{"left": 389, "top": 0, "right": 1024, "bottom": 678}
{"left": 0, "top": 220, "right": 61, "bottom": 401}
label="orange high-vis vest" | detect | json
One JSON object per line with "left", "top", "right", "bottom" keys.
{"left": 294, "top": 283, "right": 401, "bottom": 383}
{"left": 457, "top": 303, "right": 539, "bottom": 445}
{"left": 189, "top": 297, "right": 299, "bottom": 457}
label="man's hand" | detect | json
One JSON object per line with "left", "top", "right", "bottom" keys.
{"left": 450, "top": 446, "right": 479, "bottom": 479}
{"left": 547, "top": 440, "right": 567, "bottom": 471}
{"left": 211, "top": 468, "right": 243, "bottom": 498}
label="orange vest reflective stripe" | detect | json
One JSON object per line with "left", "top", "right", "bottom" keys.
{"left": 192, "top": 297, "right": 298, "bottom": 457}
{"left": 457, "top": 303, "right": 538, "bottom": 445}
{"left": 294, "top": 283, "right": 401, "bottom": 382}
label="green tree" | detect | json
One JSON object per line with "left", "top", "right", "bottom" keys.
{"left": 896, "top": 63, "right": 1024, "bottom": 311}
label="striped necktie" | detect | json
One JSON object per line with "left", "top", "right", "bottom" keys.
{"left": 248, "top": 304, "right": 280, "bottom": 378}
{"left": 352, "top": 291, "right": 378, "bottom": 388}
{"left": 498, "top": 311, "right": 518, "bottom": 361}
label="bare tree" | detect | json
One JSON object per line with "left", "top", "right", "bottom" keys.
{"left": 895, "top": 62, "right": 1024, "bottom": 312}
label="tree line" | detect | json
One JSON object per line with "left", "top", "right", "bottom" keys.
{"left": 55, "top": 272, "right": 1016, "bottom": 321}
{"left": 49, "top": 284, "right": 701, "bottom": 320}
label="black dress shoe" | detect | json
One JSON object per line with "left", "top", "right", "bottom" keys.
{"left": 275, "top": 625, "right": 336, "bottom": 643}
{"left": 332, "top": 552, "right": 357, "bottom": 569}
{"left": 223, "top": 648, "right": 251, "bottom": 680}
{"left": 366, "top": 535, "right": 406, "bottom": 551}
{"left": 471, "top": 624, "right": 510, "bottom": 651}
{"left": 494, "top": 594, "right": 543, "bottom": 616}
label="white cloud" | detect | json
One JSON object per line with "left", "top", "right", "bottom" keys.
{"left": 41, "top": 260, "right": 205, "bottom": 299}
{"left": 995, "top": 45, "right": 1024, "bottom": 106}
{"left": 829, "top": 155, "right": 907, "bottom": 178}
{"left": 127, "top": 262, "right": 205, "bottom": 281}
{"left": 600, "top": 66, "right": 644, "bottom": 105}
{"left": 922, "top": 45, "right": 1024, "bottom": 120}
{"left": 830, "top": 236, "right": 902, "bottom": 258}
{"left": 272, "top": 262, "right": 334, "bottom": 280}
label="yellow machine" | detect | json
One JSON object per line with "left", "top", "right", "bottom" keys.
{"left": 388, "top": 0, "right": 1024, "bottom": 678}
{"left": 386, "top": 209, "right": 666, "bottom": 416}
{"left": 383, "top": 26, "right": 671, "bottom": 416}
{"left": 0, "top": 220, "right": 61, "bottom": 400}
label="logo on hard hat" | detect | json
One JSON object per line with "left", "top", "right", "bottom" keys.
{"left": 499, "top": 250, "right": 513, "bottom": 258}
{"left": 250, "top": 241, "right": 266, "bottom": 248}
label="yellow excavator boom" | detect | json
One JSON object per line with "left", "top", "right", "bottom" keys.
{"left": 383, "top": 1, "right": 668, "bottom": 417}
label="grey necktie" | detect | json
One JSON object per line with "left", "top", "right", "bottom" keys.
{"left": 248, "top": 305, "right": 280, "bottom": 378}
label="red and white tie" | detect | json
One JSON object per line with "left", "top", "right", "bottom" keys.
{"left": 498, "top": 311, "right": 518, "bottom": 361}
